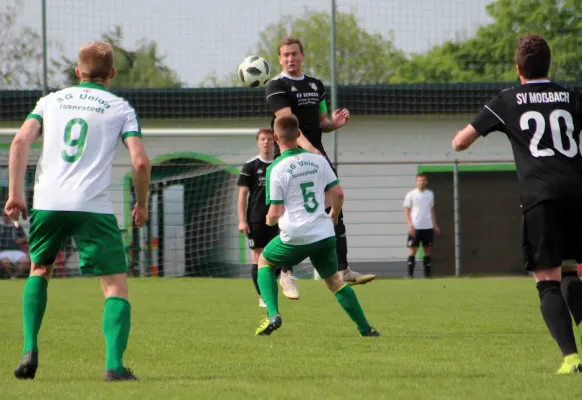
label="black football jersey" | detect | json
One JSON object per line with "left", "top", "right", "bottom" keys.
{"left": 237, "top": 156, "right": 272, "bottom": 223}
{"left": 265, "top": 74, "right": 326, "bottom": 155}
{"left": 471, "top": 80, "right": 582, "bottom": 211}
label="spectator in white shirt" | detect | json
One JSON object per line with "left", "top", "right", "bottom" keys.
{"left": 403, "top": 174, "right": 440, "bottom": 278}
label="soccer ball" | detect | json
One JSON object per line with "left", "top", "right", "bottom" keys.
{"left": 238, "top": 55, "right": 270, "bottom": 88}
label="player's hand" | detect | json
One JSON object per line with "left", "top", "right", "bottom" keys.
{"left": 238, "top": 221, "right": 250, "bottom": 235}
{"left": 409, "top": 226, "right": 416, "bottom": 237}
{"left": 329, "top": 210, "right": 339, "bottom": 225}
{"left": 5, "top": 195, "right": 27, "bottom": 221}
{"left": 434, "top": 226, "right": 441, "bottom": 235}
{"left": 331, "top": 108, "right": 350, "bottom": 129}
{"left": 132, "top": 204, "right": 148, "bottom": 228}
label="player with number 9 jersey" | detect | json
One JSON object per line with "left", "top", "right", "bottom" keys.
{"left": 29, "top": 82, "right": 141, "bottom": 213}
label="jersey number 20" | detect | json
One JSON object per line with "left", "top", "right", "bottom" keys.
{"left": 61, "top": 118, "right": 88, "bottom": 163}
{"left": 300, "top": 182, "right": 319, "bottom": 213}
{"left": 521, "top": 109, "right": 577, "bottom": 158}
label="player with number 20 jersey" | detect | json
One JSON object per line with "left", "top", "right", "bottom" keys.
{"left": 452, "top": 34, "right": 582, "bottom": 375}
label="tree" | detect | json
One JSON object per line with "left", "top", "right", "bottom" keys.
{"left": 401, "top": 0, "right": 582, "bottom": 83}
{"left": 0, "top": 0, "right": 61, "bottom": 89}
{"left": 201, "top": 8, "right": 408, "bottom": 87}
{"left": 61, "top": 26, "right": 182, "bottom": 89}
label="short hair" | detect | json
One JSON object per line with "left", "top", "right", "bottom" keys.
{"left": 77, "top": 41, "right": 114, "bottom": 81}
{"left": 278, "top": 36, "right": 304, "bottom": 55}
{"left": 256, "top": 128, "right": 273, "bottom": 141}
{"left": 416, "top": 173, "right": 427, "bottom": 179}
{"left": 515, "top": 34, "right": 551, "bottom": 80}
{"left": 274, "top": 115, "right": 299, "bottom": 143}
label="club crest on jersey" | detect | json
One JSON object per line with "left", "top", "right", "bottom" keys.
{"left": 295, "top": 155, "right": 302, "bottom": 161}
{"left": 257, "top": 169, "right": 263, "bottom": 174}
{"left": 83, "top": 89, "right": 91, "bottom": 93}
{"left": 309, "top": 82, "right": 318, "bottom": 91}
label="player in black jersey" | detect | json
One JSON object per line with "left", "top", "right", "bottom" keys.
{"left": 265, "top": 35, "right": 375, "bottom": 286}
{"left": 237, "top": 129, "right": 298, "bottom": 306}
{"left": 452, "top": 34, "right": 582, "bottom": 374}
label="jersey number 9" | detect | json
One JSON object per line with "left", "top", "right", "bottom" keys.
{"left": 61, "top": 118, "right": 88, "bottom": 163}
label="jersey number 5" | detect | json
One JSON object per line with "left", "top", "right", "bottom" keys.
{"left": 521, "top": 109, "right": 577, "bottom": 158}
{"left": 300, "top": 181, "right": 319, "bottom": 213}
{"left": 61, "top": 118, "right": 88, "bottom": 163}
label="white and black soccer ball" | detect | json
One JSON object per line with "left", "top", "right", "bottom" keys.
{"left": 238, "top": 55, "right": 270, "bottom": 88}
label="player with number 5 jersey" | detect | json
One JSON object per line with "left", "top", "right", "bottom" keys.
{"left": 452, "top": 34, "right": 582, "bottom": 374}
{"left": 253, "top": 114, "right": 378, "bottom": 337}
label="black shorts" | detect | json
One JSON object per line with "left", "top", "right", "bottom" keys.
{"left": 248, "top": 223, "right": 279, "bottom": 250}
{"left": 522, "top": 199, "right": 582, "bottom": 271}
{"left": 407, "top": 229, "right": 434, "bottom": 248}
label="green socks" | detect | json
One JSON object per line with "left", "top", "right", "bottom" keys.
{"left": 335, "top": 284, "right": 371, "bottom": 335}
{"left": 258, "top": 267, "right": 279, "bottom": 317}
{"left": 22, "top": 276, "right": 48, "bottom": 354}
{"left": 102, "top": 297, "right": 131, "bottom": 373}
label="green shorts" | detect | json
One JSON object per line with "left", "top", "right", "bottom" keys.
{"left": 28, "top": 210, "right": 128, "bottom": 276}
{"left": 262, "top": 236, "right": 338, "bottom": 279}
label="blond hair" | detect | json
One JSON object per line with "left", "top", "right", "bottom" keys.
{"left": 77, "top": 41, "right": 114, "bottom": 82}
{"left": 274, "top": 115, "right": 300, "bottom": 143}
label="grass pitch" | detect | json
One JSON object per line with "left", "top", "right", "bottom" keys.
{"left": 1, "top": 277, "right": 582, "bottom": 399}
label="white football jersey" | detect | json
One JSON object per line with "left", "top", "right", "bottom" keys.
{"left": 267, "top": 148, "right": 339, "bottom": 245}
{"left": 403, "top": 188, "right": 435, "bottom": 229}
{"left": 28, "top": 82, "right": 141, "bottom": 214}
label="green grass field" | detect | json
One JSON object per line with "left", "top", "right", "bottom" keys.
{"left": 1, "top": 277, "right": 582, "bottom": 399}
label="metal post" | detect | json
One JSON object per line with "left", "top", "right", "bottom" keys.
{"left": 41, "top": 0, "right": 49, "bottom": 94}
{"left": 453, "top": 159, "right": 461, "bottom": 276}
{"left": 330, "top": 0, "right": 338, "bottom": 170}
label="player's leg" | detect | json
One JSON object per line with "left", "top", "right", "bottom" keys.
{"left": 72, "top": 212, "right": 137, "bottom": 381}
{"left": 524, "top": 201, "right": 582, "bottom": 374}
{"left": 255, "top": 237, "right": 306, "bottom": 336}
{"left": 247, "top": 225, "right": 265, "bottom": 306}
{"left": 309, "top": 237, "right": 379, "bottom": 337}
{"left": 558, "top": 199, "right": 582, "bottom": 360}
{"left": 407, "top": 233, "right": 419, "bottom": 279}
{"left": 250, "top": 249, "right": 266, "bottom": 307}
{"left": 422, "top": 230, "right": 434, "bottom": 278}
{"left": 14, "top": 210, "right": 69, "bottom": 380}
{"left": 323, "top": 157, "right": 374, "bottom": 285}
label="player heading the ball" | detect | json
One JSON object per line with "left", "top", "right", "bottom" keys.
{"left": 7, "top": 41, "right": 151, "bottom": 382}
{"left": 254, "top": 114, "right": 379, "bottom": 337}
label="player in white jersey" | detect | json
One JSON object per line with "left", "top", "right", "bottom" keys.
{"left": 5, "top": 42, "right": 151, "bottom": 382}
{"left": 254, "top": 114, "right": 379, "bottom": 337}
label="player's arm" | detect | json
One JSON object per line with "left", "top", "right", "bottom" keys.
{"left": 452, "top": 95, "right": 505, "bottom": 151}
{"left": 319, "top": 101, "right": 350, "bottom": 133}
{"left": 126, "top": 137, "right": 151, "bottom": 207}
{"left": 323, "top": 160, "right": 343, "bottom": 224}
{"left": 9, "top": 118, "right": 42, "bottom": 201}
{"left": 236, "top": 163, "right": 253, "bottom": 234}
{"left": 266, "top": 80, "right": 321, "bottom": 154}
{"left": 265, "top": 165, "right": 285, "bottom": 226}
{"left": 403, "top": 193, "right": 415, "bottom": 236}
